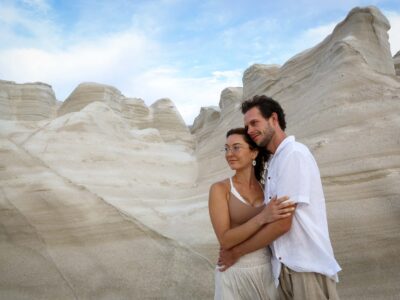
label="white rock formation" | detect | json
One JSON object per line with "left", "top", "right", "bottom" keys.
{"left": 151, "top": 98, "right": 194, "bottom": 150}
{"left": 191, "top": 87, "right": 243, "bottom": 184}
{"left": 242, "top": 64, "right": 280, "bottom": 100}
{"left": 121, "top": 97, "right": 152, "bottom": 128}
{"left": 0, "top": 133, "right": 211, "bottom": 299}
{"left": 58, "top": 83, "right": 194, "bottom": 149}
{"left": 0, "top": 82, "right": 201, "bottom": 299}
{"left": 0, "top": 80, "right": 56, "bottom": 120}
{"left": 191, "top": 106, "right": 220, "bottom": 133}
{"left": 394, "top": 51, "right": 400, "bottom": 76}
{"left": 0, "top": 5, "right": 399, "bottom": 300}
{"left": 0, "top": 99, "right": 210, "bottom": 299}
{"left": 196, "top": 6, "right": 400, "bottom": 299}
{"left": 58, "top": 82, "right": 124, "bottom": 116}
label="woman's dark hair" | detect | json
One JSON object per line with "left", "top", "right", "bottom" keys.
{"left": 226, "top": 127, "right": 270, "bottom": 183}
{"left": 241, "top": 95, "right": 286, "bottom": 131}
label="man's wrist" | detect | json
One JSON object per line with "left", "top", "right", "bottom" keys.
{"left": 232, "top": 245, "right": 244, "bottom": 260}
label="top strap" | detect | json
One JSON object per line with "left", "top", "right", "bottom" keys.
{"left": 229, "top": 177, "right": 251, "bottom": 206}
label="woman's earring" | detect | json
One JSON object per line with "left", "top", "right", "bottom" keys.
{"left": 252, "top": 160, "right": 256, "bottom": 166}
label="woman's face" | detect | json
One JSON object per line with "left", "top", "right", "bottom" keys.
{"left": 224, "top": 134, "right": 258, "bottom": 170}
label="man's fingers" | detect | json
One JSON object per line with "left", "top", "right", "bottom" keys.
{"left": 217, "top": 264, "right": 230, "bottom": 272}
{"left": 216, "top": 259, "right": 228, "bottom": 271}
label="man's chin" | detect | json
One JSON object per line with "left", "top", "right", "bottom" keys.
{"left": 256, "top": 140, "right": 267, "bottom": 147}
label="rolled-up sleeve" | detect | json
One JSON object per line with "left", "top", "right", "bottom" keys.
{"left": 276, "top": 150, "right": 311, "bottom": 205}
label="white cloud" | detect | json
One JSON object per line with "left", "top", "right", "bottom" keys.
{"left": 288, "top": 8, "right": 400, "bottom": 59}
{"left": 21, "top": 0, "right": 51, "bottom": 13}
{"left": 0, "top": 1, "right": 60, "bottom": 49}
{"left": 2, "top": 1, "right": 399, "bottom": 126}
{"left": 0, "top": 18, "right": 241, "bottom": 125}
{"left": 386, "top": 11, "right": 400, "bottom": 55}
{"left": 0, "top": 1, "right": 244, "bottom": 125}
{"left": 0, "top": 30, "right": 159, "bottom": 98}
{"left": 291, "top": 22, "right": 337, "bottom": 54}
{"left": 220, "top": 18, "right": 279, "bottom": 53}
{"left": 302, "top": 23, "right": 337, "bottom": 43}
{"left": 124, "top": 68, "right": 242, "bottom": 124}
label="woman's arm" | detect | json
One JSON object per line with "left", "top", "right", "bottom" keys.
{"left": 208, "top": 182, "right": 293, "bottom": 249}
{"left": 218, "top": 209, "right": 296, "bottom": 271}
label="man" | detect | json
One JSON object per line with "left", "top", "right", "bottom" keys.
{"left": 218, "top": 95, "right": 341, "bottom": 299}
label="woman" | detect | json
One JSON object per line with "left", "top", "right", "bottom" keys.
{"left": 209, "top": 128, "right": 294, "bottom": 300}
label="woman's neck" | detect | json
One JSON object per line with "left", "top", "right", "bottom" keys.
{"left": 233, "top": 167, "right": 258, "bottom": 188}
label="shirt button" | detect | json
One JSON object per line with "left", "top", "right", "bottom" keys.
{"left": 279, "top": 257, "right": 282, "bottom": 260}
{"left": 269, "top": 197, "right": 271, "bottom": 200}
{"left": 268, "top": 177, "right": 271, "bottom": 180}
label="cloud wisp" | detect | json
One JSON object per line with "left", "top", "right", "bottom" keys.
{"left": 0, "top": 0, "right": 399, "bottom": 124}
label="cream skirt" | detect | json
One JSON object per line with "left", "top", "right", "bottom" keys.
{"left": 214, "top": 248, "right": 278, "bottom": 300}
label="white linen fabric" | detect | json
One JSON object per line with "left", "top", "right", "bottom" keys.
{"left": 215, "top": 248, "right": 278, "bottom": 300}
{"left": 214, "top": 178, "right": 278, "bottom": 300}
{"left": 264, "top": 136, "right": 341, "bottom": 286}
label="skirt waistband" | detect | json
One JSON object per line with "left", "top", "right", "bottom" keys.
{"left": 231, "top": 248, "right": 271, "bottom": 269}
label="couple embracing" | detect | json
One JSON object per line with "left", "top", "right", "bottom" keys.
{"left": 209, "top": 95, "right": 341, "bottom": 300}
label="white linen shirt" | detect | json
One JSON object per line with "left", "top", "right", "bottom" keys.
{"left": 265, "top": 136, "right": 341, "bottom": 286}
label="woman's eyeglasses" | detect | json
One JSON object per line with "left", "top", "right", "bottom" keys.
{"left": 222, "top": 145, "right": 247, "bottom": 154}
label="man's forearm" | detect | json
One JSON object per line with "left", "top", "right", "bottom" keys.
{"left": 232, "top": 218, "right": 289, "bottom": 258}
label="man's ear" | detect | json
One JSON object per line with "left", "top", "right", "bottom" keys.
{"left": 270, "top": 112, "right": 279, "bottom": 126}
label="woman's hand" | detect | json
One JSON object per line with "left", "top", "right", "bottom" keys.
{"left": 256, "top": 196, "right": 294, "bottom": 225}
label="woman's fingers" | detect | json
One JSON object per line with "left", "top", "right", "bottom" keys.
{"left": 267, "top": 196, "right": 296, "bottom": 220}
{"left": 281, "top": 207, "right": 295, "bottom": 214}
{"left": 276, "top": 196, "right": 289, "bottom": 204}
{"left": 279, "top": 202, "right": 295, "bottom": 209}
{"left": 272, "top": 196, "right": 289, "bottom": 203}
{"left": 275, "top": 206, "right": 295, "bottom": 217}
{"left": 278, "top": 199, "right": 294, "bottom": 208}
{"left": 281, "top": 213, "right": 292, "bottom": 218}
{"left": 276, "top": 211, "right": 294, "bottom": 219}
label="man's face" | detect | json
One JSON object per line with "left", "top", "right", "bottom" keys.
{"left": 244, "top": 107, "right": 275, "bottom": 148}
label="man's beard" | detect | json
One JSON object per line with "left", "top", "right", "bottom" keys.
{"left": 256, "top": 127, "right": 275, "bottom": 148}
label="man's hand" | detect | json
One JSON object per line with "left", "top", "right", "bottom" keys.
{"left": 217, "top": 247, "right": 239, "bottom": 272}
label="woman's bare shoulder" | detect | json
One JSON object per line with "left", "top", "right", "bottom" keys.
{"left": 209, "top": 178, "right": 230, "bottom": 193}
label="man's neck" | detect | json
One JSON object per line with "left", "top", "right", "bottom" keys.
{"left": 267, "top": 131, "right": 287, "bottom": 154}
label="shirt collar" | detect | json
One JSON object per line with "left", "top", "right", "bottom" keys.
{"left": 273, "top": 135, "right": 295, "bottom": 157}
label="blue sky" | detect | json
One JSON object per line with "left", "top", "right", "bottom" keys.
{"left": 1, "top": 0, "right": 399, "bottom": 124}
